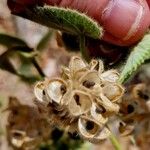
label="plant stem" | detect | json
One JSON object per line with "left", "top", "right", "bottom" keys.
{"left": 31, "top": 58, "right": 45, "bottom": 78}
{"left": 79, "top": 35, "right": 90, "bottom": 62}
{"left": 109, "top": 133, "right": 122, "bottom": 150}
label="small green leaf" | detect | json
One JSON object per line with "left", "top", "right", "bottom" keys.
{"left": 20, "top": 6, "right": 103, "bottom": 39}
{"left": 19, "top": 51, "right": 38, "bottom": 58}
{"left": 36, "top": 30, "right": 53, "bottom": 51}
{"left": 119, "top": 34, "right": 150, "bottom": 83}
{"left": 0, "top": 52, "right": 17, "bottom": 75}
{"left": 0, "top": 33, "right": 27, "bottom": 48}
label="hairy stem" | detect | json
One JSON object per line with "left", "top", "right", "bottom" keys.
{"left": 79, "top": 35, "right": 90, "bottom": 62}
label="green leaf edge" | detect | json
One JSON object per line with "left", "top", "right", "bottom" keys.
{"left": 20, "top": 6, "right": 103, "bottom": 39}
{"left": 119, "top": 33, "right": 150, "bottom": 83}
{"left": 0, "top": 33, "right": 27, "bottom": 48}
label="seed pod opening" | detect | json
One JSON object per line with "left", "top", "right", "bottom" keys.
{"left": 10, "top": 130, "right": 33, "bottom": 148}
{"left": 89, "top": 59, "right": 104, "bottom": 74}
{"left": 102, "top": 84, "right": 124, "bottom": 102}
{"left": 79, "top": 71, "right": 102, "bottom": 95}
{"left": 78, "top": 116, "right": 110, "bottom": 143}
{"left": 78, "top": 117, "right": 100, "bottom": 137}
{"left": 98, "top": 94, "right": 120, "bottom": 114}
{"left": 69, "top": 56, "right": 87, "bottom": 74}
{"left": 90, "top": 103, "right": 108, "bottom": 124}
{"left": 34, "top": 82, "right": 47, "bottom": 102}
{"left": 46, "top": 79, "right": 67, "bottom": 104}
{"left": 68, "top": 90, "right": 92, "bottom": 116}
{"left": 100, "top": 70, "right": 120, "bottom": 83}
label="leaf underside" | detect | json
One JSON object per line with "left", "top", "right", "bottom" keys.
{"left": 19, "top": 6, "right": 103, "bottom": 39}
{"left": 0, "top": 33, "right": 27, "bottom": 48}
{"left": 119, "top": 33, "right": 150, "bottom": 83}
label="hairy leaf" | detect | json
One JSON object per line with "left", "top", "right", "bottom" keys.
{"left": 119, "top": 33, "right": 150, "bottom": 83}
{"left": 19, "top": 6, "right": 103, "bottom": 39}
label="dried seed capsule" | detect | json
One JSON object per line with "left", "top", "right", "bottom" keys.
{"left": 33, "top": 56, "right": 124, "bottom": 143}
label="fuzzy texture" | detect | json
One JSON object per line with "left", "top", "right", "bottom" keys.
{"left": 7, "top": 0, "right": 150, "bottom": 46}
{"left": 14, "top": 6, "right": 103, "bottom": 39}
{"left": 119, "top": 33, "right": 150, "bottom": 84}
{"left": 44, "top": 0, "right": 150, "bottom": 46}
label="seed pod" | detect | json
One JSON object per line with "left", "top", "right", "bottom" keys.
{"left": 78, "top": 116, "right": 110, "bottom": 143}
{"left": 68, "top": 90, "right": 92, "bottom": 116}
{"left": 90, "top": 103, "right": 108, "bottom": 124}
{"left": 45, "top": 78, "right": 67, "bottom": 104}
{"left": 79, "top": 71, "right": 102, "bottom": 96}
{"left": 34, "top": 56, "right": 124, "bottom": 143}
{"left": 44, "top": 0, "right": 150, "bottom": 46}
{"left": 102, "top": 84, "right": 124, "bottom": 102}
{"left": 34, "top": 81, "right": 47, "bottom": 103}
{"left": 100, "top": 70, "right": 120, "bottom": 83}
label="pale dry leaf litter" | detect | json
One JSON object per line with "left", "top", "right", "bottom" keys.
{"left": 34, "top": 56, "right": 124, "bottom": 143}
{"left": 119, "top": 83, "right": 150, "bottom": 149}
{"left": 6, "top": 97, "right": 51, "bottom": 150}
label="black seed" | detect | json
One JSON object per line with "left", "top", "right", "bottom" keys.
{"left": 60, "top": 85, "right": 66, "bottom": 95}
{"left": 137, "top": 90, "right": 149, "bottom": 101}
{"left": 42, "top": 90, "right": 46, "bottom": 95}
{"left": 86, "top": 121, "right": 94, "bottom": 130}
{"left": 60, "top": 115, "right": 66, "bottom": 120}
{"left": 12, "top": 109, "right": 18, "bottom": 115}
{"left": 47, "top": 102, "right": 53, "bottom": 108}
{"left": 96, "top": 105, "right": 106, "bottom": 114}
{"left": 119, "top": 122, "right": 124, "bottom": 126}
{"left": 10, "top": 122, "right": 15, "bottom": 127}
{"left": 48, "top": 101, "right": 58, "bottom": 107}
{"left": 74, "top": 94, "right": 81, "bottom": 106}
{"left": 38, "top": 131, "right": 42, "bottom": 136}
{"left": 127, "top": 104, "right": 134, "bottom": 114}
{"left": 13, "top": 132, "right": 22, "bottom": 138}
{"left": 83, "top": 80, "right": 95, "bottom": 88}
{"left": 52, "top": 108, "right": 59, "bottom": 115}
{"left": 101, "top": 84, "right": 104, "bottom": 87}
{"left": 51, "top": 128, "right": 64, "bottom": 141}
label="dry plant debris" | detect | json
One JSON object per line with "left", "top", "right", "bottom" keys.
{"left": 6, "top": 97, "right": 51, "bottom": 150}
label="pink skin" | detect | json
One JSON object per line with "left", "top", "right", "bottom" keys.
{"left": 146, "top": 0, "right": 150, "bottom": 7}
{"left": 8, "top": 0, "right": 150, "bottom": 46}
{"left": 44, "top": 0, "right": 150, "bottom": 46}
